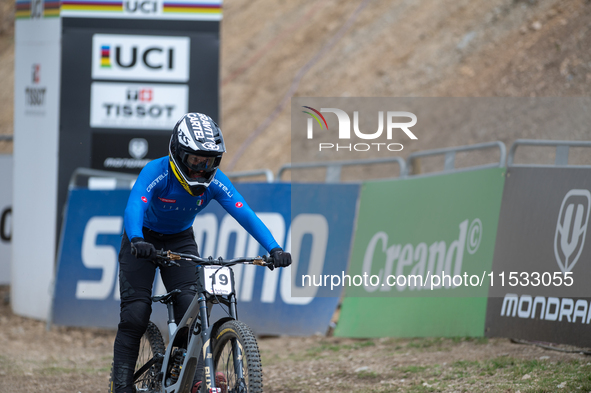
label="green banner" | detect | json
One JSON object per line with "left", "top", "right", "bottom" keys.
{"left": 335, "top": 168, "right": 505, "bottom": 338}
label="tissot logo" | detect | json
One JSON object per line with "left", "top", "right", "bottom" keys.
{"left": 90, "top": 82, "right": 188, "bottom": 130}
{"left": 92, "top": 34, "right": 190, "bottom": 82}
{"left": 554, "top": 189, "right": 591, "bottom": 273}
{"left": 25, "top": 63, "right": 46, "bottom": 108}
{"left": 303, "top": 106, "right": 417, "bottom": 152}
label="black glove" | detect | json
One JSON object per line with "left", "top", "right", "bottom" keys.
{"left": 130, "top": 237, "right": 156, "bottom": 259}
{"left": 270, "top": 247, "right": 291, "bottom": 268}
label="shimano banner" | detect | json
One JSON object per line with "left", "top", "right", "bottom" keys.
{"left": 51, "top": 183, "right": 359, "bottom": 336}
{"left": 485, "top": 167, "right": 591, "bottom": 347}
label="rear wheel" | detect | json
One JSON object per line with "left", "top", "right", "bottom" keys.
{"left": 212, "top": 320, "right": 263, "bottom": 393}
{"left": 109, "top": 321, "right": 165, "bottom": 393}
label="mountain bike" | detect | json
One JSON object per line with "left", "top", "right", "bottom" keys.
{"left": 110, "top": 250, "right": 275, "bottom": 393}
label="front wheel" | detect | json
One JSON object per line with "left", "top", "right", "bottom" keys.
{"left": 212, "top": 320, "right": 263, "bottom": 393}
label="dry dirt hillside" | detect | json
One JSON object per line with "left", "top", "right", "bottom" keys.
{"left": 0, "top": 0, "right": 590, "bottom": 167}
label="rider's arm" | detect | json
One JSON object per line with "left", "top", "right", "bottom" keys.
{"left": 124, "top": 160, "right": 166, "bottom": 240}
{"left": 212, "top": 171, "right": 281, "bottom": 253}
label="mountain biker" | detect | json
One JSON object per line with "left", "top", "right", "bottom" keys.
{"left": 111, "top": 112, "right": 292, "bottom": 393}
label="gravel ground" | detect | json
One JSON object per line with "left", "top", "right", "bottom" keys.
{"left": 1, "top": 286, "right": 590, "bottom": 393}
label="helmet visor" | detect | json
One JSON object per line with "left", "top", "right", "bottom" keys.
{"left": 181, "top": 153, "right": 222, "bottom": 180}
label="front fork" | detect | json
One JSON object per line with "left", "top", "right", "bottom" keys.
{"left": 200, "top": 293, "right": 245, "bottom": 392}
{"left": 229, "top": 294, "right": 245, "bottom": 383}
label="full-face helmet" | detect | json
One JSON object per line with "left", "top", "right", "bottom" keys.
{"left": 169, "top": 113, "right": 225, "bottom": 196}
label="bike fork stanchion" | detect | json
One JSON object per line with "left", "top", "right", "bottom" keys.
{"left": 199, "top": 296, "right": 217, "bottom": 391}
{"left": 229, "top": 294, "right": 245, "bottom": 381}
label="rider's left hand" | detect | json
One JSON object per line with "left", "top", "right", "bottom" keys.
{"left": 270, "top": 248, "right": 291, "bottom": 268}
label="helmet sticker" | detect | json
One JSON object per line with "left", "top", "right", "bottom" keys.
{"left": 203, "top": 141, "right": 219, "bottom": 150}
{"left": 187, "top": 113, "right": 205, "bottom": 139}
{"left": 177, "top": 121, "right": 198, "bottom": 150}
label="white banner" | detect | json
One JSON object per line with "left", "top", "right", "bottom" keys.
{"left": 92, "top": 34, "right": 190, "bottom": 82}
{"left": 90, "top": 82, "right": 189, "bottom": 130}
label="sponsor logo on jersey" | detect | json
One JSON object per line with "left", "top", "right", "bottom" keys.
{"left": 141, "top": 196, "right": 148, "bottom": 203}
{"left": 235, "top": 202, "right": 243, "bottom": 208}
{"left": 158, "top": 197, "right": 176, "bottom": 203}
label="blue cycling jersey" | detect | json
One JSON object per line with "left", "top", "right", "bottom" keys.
{"left": 124, "top": 157, "right": 280, "bottom": 252}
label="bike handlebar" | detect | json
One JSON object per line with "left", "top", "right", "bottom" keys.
{"left": 153, "top": 249, "right": 275, "bottom": 269}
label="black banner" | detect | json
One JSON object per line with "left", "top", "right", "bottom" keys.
{"left": 56, "top": 17, "right": 220, "bottom": 235}
{"left": 486, "top": 167, "right": 591, "bottom": 347}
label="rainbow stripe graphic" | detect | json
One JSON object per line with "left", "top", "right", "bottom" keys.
{"left": 100, "top": 45, "right": 111, "bottom": 68}
{"left": 44, "top": 1, "right": 61, "bottom": 17}
{"left": 302, "top": 106, "right": 328, "bottom": 130}
{"left": 15, "top": 0, "right": 32, "bottom": 19}
{"left": 162, "top": 1, "right": 221, "bottom": 15}
{"left": 61, "top": 0, "right": 123, "bottom": 13}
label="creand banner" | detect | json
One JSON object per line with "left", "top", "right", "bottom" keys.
{"left": 485, "top": 167, "right": 591, "bottom": 347}
{"left": 334, "top": 168, "right": 506, "bottom": 338}
{"left": 51, "top": 183, "right": 359, "bottom": 336}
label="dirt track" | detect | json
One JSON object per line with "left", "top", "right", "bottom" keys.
{"left": 2, "top": 286, "right": 590, "bottom": 393}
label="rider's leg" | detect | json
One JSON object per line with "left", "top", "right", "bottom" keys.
{"left": 159, "top": 227, "right": 204, "bottom": 386}
{"left": 112, "top": 231, "right": 157, "bottom": 393}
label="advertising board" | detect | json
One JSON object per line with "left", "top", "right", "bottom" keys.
{"left": 52, "top": 183, "right": 359, "bottom": 336}
{"left": 485, "top": 167, "right": 591, "bottom": 347}
{"left": 335, "top": 168, "right": 506, "bottom": 337}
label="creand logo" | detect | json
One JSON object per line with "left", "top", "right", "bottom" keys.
{"left": 303, "top": 106, "right": 417, "bottom": 152}
{"left": 361, "top": 218, "right": 482, "bottom": 292}
{"left": 554, "top": 189, "right": 591, "bottom": 273}
{"left": 92, "top": 34, "right": 190, "bottom": 82}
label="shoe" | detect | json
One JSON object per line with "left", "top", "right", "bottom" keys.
{"left": 190, "top": 372, "right": 227, "bottom": 393}
{"left": 191, "top": 381, "right": 201, "bottom": 393}
{"left": 215, "top": 372, "right": 228, "bottom": 393}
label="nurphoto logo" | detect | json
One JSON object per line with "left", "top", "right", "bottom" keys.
{"left": 303, "top": 106, "right": 417, "bottom": 152}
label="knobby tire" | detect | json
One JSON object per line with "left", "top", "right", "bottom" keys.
{"left": 109, "top": 321, "right": 165, "bottom": 393}
{"left": 212, "top": 320, "right": 263, "bottom": 393}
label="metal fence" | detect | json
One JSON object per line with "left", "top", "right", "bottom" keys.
{"left": 508, "top": 139, "right": 591, "bottom": 168}
{"left": 277, "top": 157, "right": 407, "bottom": 183}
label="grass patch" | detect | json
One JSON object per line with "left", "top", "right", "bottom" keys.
{"left": 356, "top": 369, "right": 381, "bottom": 380}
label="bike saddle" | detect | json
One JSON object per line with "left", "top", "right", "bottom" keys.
{"left": 151, "top": 289, "right": 182, "bottom": 304}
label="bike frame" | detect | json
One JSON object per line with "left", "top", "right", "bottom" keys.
{"left": 151, "top": 252, "right": 270, "bottom": 393}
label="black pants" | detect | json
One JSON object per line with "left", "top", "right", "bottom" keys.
{"left": 112, "top": 227, "right": 199, "bottom": 393}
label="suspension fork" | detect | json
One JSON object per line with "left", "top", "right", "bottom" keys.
{"left": 199, "top": 295, "right": 218, "bottom": 390}
{"left": 229, "top": 293, "right": 246, "bottom": 381}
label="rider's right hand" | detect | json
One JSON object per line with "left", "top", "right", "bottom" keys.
{"left": 130, "top": 237, "right": 156, "bottom": 259}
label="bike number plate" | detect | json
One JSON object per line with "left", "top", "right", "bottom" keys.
{"left": 203, "top": 266, "right": 233, "bottom": 295}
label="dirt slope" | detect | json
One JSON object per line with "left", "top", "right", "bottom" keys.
{"left": 1, "top": 0, "right": 590, "bottom": 164}
{"left": 218, "top": 0, "right": 591, "bottom": 174}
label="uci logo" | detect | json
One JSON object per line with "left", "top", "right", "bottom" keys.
{"left": 92, "top": 34, "right": 190, "bottom": 82}
{"left": 554, "top": 189, "right": 591, "bottom": 273}
{"left": 303, "top": 106, "right": 417, "bottom": 152}
{"left": 124, "top": 0, "right": 160, "bottom": 14}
